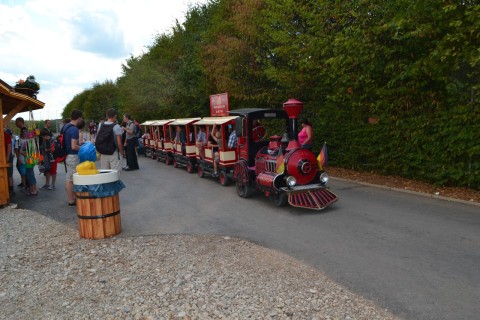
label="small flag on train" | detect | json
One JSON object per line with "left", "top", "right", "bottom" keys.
{"left": 276, "top": 149, "right": 285, "bottom": 174}
{"left": 317, "top": 142, "right": 328, "bottom": 170}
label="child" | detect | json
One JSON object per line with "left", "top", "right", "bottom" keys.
{"left": 39, "top": 130, "right": 57, "bottom": 190}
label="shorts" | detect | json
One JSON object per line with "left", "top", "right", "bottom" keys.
{"left": 48, "top": 160, "right": 58, "bottom": 175}
{"left": 65, "top": 154, "right": 79, "bottom": 181}
{"left": 7, "top": 155, "right": 13, "bottom": 177}
{"left": 18, "top": 163, "right": 26, "bottom": 176}
{"left": 26, "top": 167, "right": 36, "bottom": 185}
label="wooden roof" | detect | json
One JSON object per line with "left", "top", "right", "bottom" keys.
{"left": 0, "top": 79, "right": 45, "bottom": 116}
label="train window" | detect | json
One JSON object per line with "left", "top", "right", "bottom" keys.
{"left": 263, "top": 113, "right": 277, "bottom": 118}
{"left": 258, "top": 118, "right": 288, "bottom": 139}
{"left": 235, "top": 117, "right": 244, "bottom": 137}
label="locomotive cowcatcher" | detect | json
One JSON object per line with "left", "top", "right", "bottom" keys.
{"left": 230, "top": 99, "right": 338, "bottom": 210}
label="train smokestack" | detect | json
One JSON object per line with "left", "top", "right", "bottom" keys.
{"left": 283, "top": 98, "right": 304, "bottom": 150}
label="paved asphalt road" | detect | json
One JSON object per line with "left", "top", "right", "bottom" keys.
{"left": 13, "top": 156, "right": 480, "bottom": 320}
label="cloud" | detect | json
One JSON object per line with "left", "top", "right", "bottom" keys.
{"left": 69, "top": 10, "right": 128, "bottom": 58}
{"left": 0, "top": 0, "right": 210, "bottom": 120}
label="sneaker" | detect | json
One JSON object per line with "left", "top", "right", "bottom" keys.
{"left": 68, "top": 201, "right": 76, "bottom": 207}
{"left": 41, "top": 184, "right": 50, "bottom": 189}
{"left": 47, "top": 185, "right": 55, "bottom": 190}
{"left": 212, "top": 172, "right": 219, "bottom": 178}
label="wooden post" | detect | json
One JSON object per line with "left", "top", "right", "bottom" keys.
{"left": 0, "top": 97, "right": 9, "bottom": 206}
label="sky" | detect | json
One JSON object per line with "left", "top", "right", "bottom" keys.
{"left": 0, "top": 0, "right": 209, "bottom": 121}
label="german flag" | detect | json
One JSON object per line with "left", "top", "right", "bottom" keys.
{"left": 317, "top": 143, "right": 328, "bottom": 170}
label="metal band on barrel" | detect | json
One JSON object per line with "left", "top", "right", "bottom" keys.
{"left": 77, "top": 210, "right": 120, "bottom": 220}
{"left": 76, "top": 194, "right": 118, "bottom": 199}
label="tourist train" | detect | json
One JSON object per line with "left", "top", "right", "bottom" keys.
{"left": 141, "top": 98, "right": 338, "bottom": 210}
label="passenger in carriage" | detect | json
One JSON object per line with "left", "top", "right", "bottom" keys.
{"left": 252, "top": 119, "right": 265, "bottom": 142}
{"left": 188, "top": 125, "right": 195, "bottom": 143}
{"left": 195, "top": 126, "right": 207, "bottom": 159}
{"left": 210, "top": 125, "right": 222, "bottom": 178}
{"left": 174, "top": 126, "right": 187, "bottom": 155}
{"left": 227, "top": 124, "right": 237, "bottom": 149}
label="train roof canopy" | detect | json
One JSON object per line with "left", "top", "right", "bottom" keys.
{"left": 140, "top": 120, "right": 161, "bottom": 126}
{"left": 169, "top": 118, "right": 201, "bottom": 126}
{"left": 194, "top": 116, "right": 238, "bottom": 126}
{"left": 151, "top": 119, "right": 175, "bottom": 126}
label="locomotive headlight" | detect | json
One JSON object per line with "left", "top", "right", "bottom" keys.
{"left": 286, "top": 176, "right": 297, "bottom": 187}
{"left": 320, "top": 172, "right": 329, "bottom": 185}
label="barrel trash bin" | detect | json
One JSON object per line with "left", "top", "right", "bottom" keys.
{"left": 73, "top": 170, "right": 125, "bottom": 239}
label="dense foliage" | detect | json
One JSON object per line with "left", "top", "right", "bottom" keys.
{"left": 63, "top": 0, "right": 480, "bottom": 189}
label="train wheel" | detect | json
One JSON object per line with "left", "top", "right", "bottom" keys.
{"left": 235, "top": 168, "right": 253, "bottom": 198}
{"left": 269, "top": 192, "right": 287, "bottom": 207}
{"left": 173, "top": 158, "right": 178, "bottom": 168}
{"left": 198, "top": 164, "right": 206, "bottom": 178}
{"left": 187, "top": 161, "right": 195, "bottom": 173}
{"left": 219, "top": 171, "right": 229, "bottom": 186}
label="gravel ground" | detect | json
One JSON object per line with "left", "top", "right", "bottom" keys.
{"left": 1, "top": 208, "right": 397, "bottom": 320}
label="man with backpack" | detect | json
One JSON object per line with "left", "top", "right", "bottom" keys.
{"left": 63, "top": 109, "right": 83, "bottom": 206}
{"left": 95, "top": 108, "right": 124, "bottom": 175}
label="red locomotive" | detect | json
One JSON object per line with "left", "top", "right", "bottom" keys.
{"left": 230, "top": 99, "right": 338, "bottom": 210}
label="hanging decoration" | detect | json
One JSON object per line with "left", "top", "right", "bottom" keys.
{"left": 25, "top": 108, "right": 41, "bottom": 168}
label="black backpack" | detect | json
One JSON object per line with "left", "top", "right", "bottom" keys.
{"left": 95, "top": 123, "right": 116, "bottom": 155}
{"left": 52, "top": 124, "right": 73, "bottom": 162}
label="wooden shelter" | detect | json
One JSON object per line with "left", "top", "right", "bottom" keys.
{"left": 0, "top": 79, "right": 45, "bottom": 206}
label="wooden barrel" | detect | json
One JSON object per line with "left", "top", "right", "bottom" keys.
{"left": 75, "top": 192, "right": 122, "bottom": 239}
{"left": 73, "top": 170, "right": 122, "bottom": 240}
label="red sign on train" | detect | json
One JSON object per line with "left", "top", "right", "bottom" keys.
{"left": 209, "top": 93, "right": 229, "bottom": 117}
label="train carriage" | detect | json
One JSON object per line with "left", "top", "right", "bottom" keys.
{"left": 168, "top": 118, "right": 200, "bottom": 170}
{"left": 140, "top": 120, "right": 158, "bottom": 158}
{"left": 151, "top": 119, "right": 175, "bottom": 163}
{"left": 193, "top": 116, "right": 238, "bottom": 185}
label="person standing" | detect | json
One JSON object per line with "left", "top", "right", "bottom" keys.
{"left": 14, "top": 118, "right": 27, "bottom": 188}
{"left": 298, "top": 119, "right": 313, "bottom": 149}
{"left": 40, "top": 120, "right": 56, "bottom": 190}
{"left": 4, "top": 128, "right": 14, "bottom": 197}
{"left": 14, "top": 120, "right": 29, "bottom": 189}
{"left": 64, "top": 109, "right": 83, "bottom": 206}
{"left": 122, "top": 114, "right": 139, "bottom": 171}
{"left": 95, "top": 108, "right": 124, "bottom": 174}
